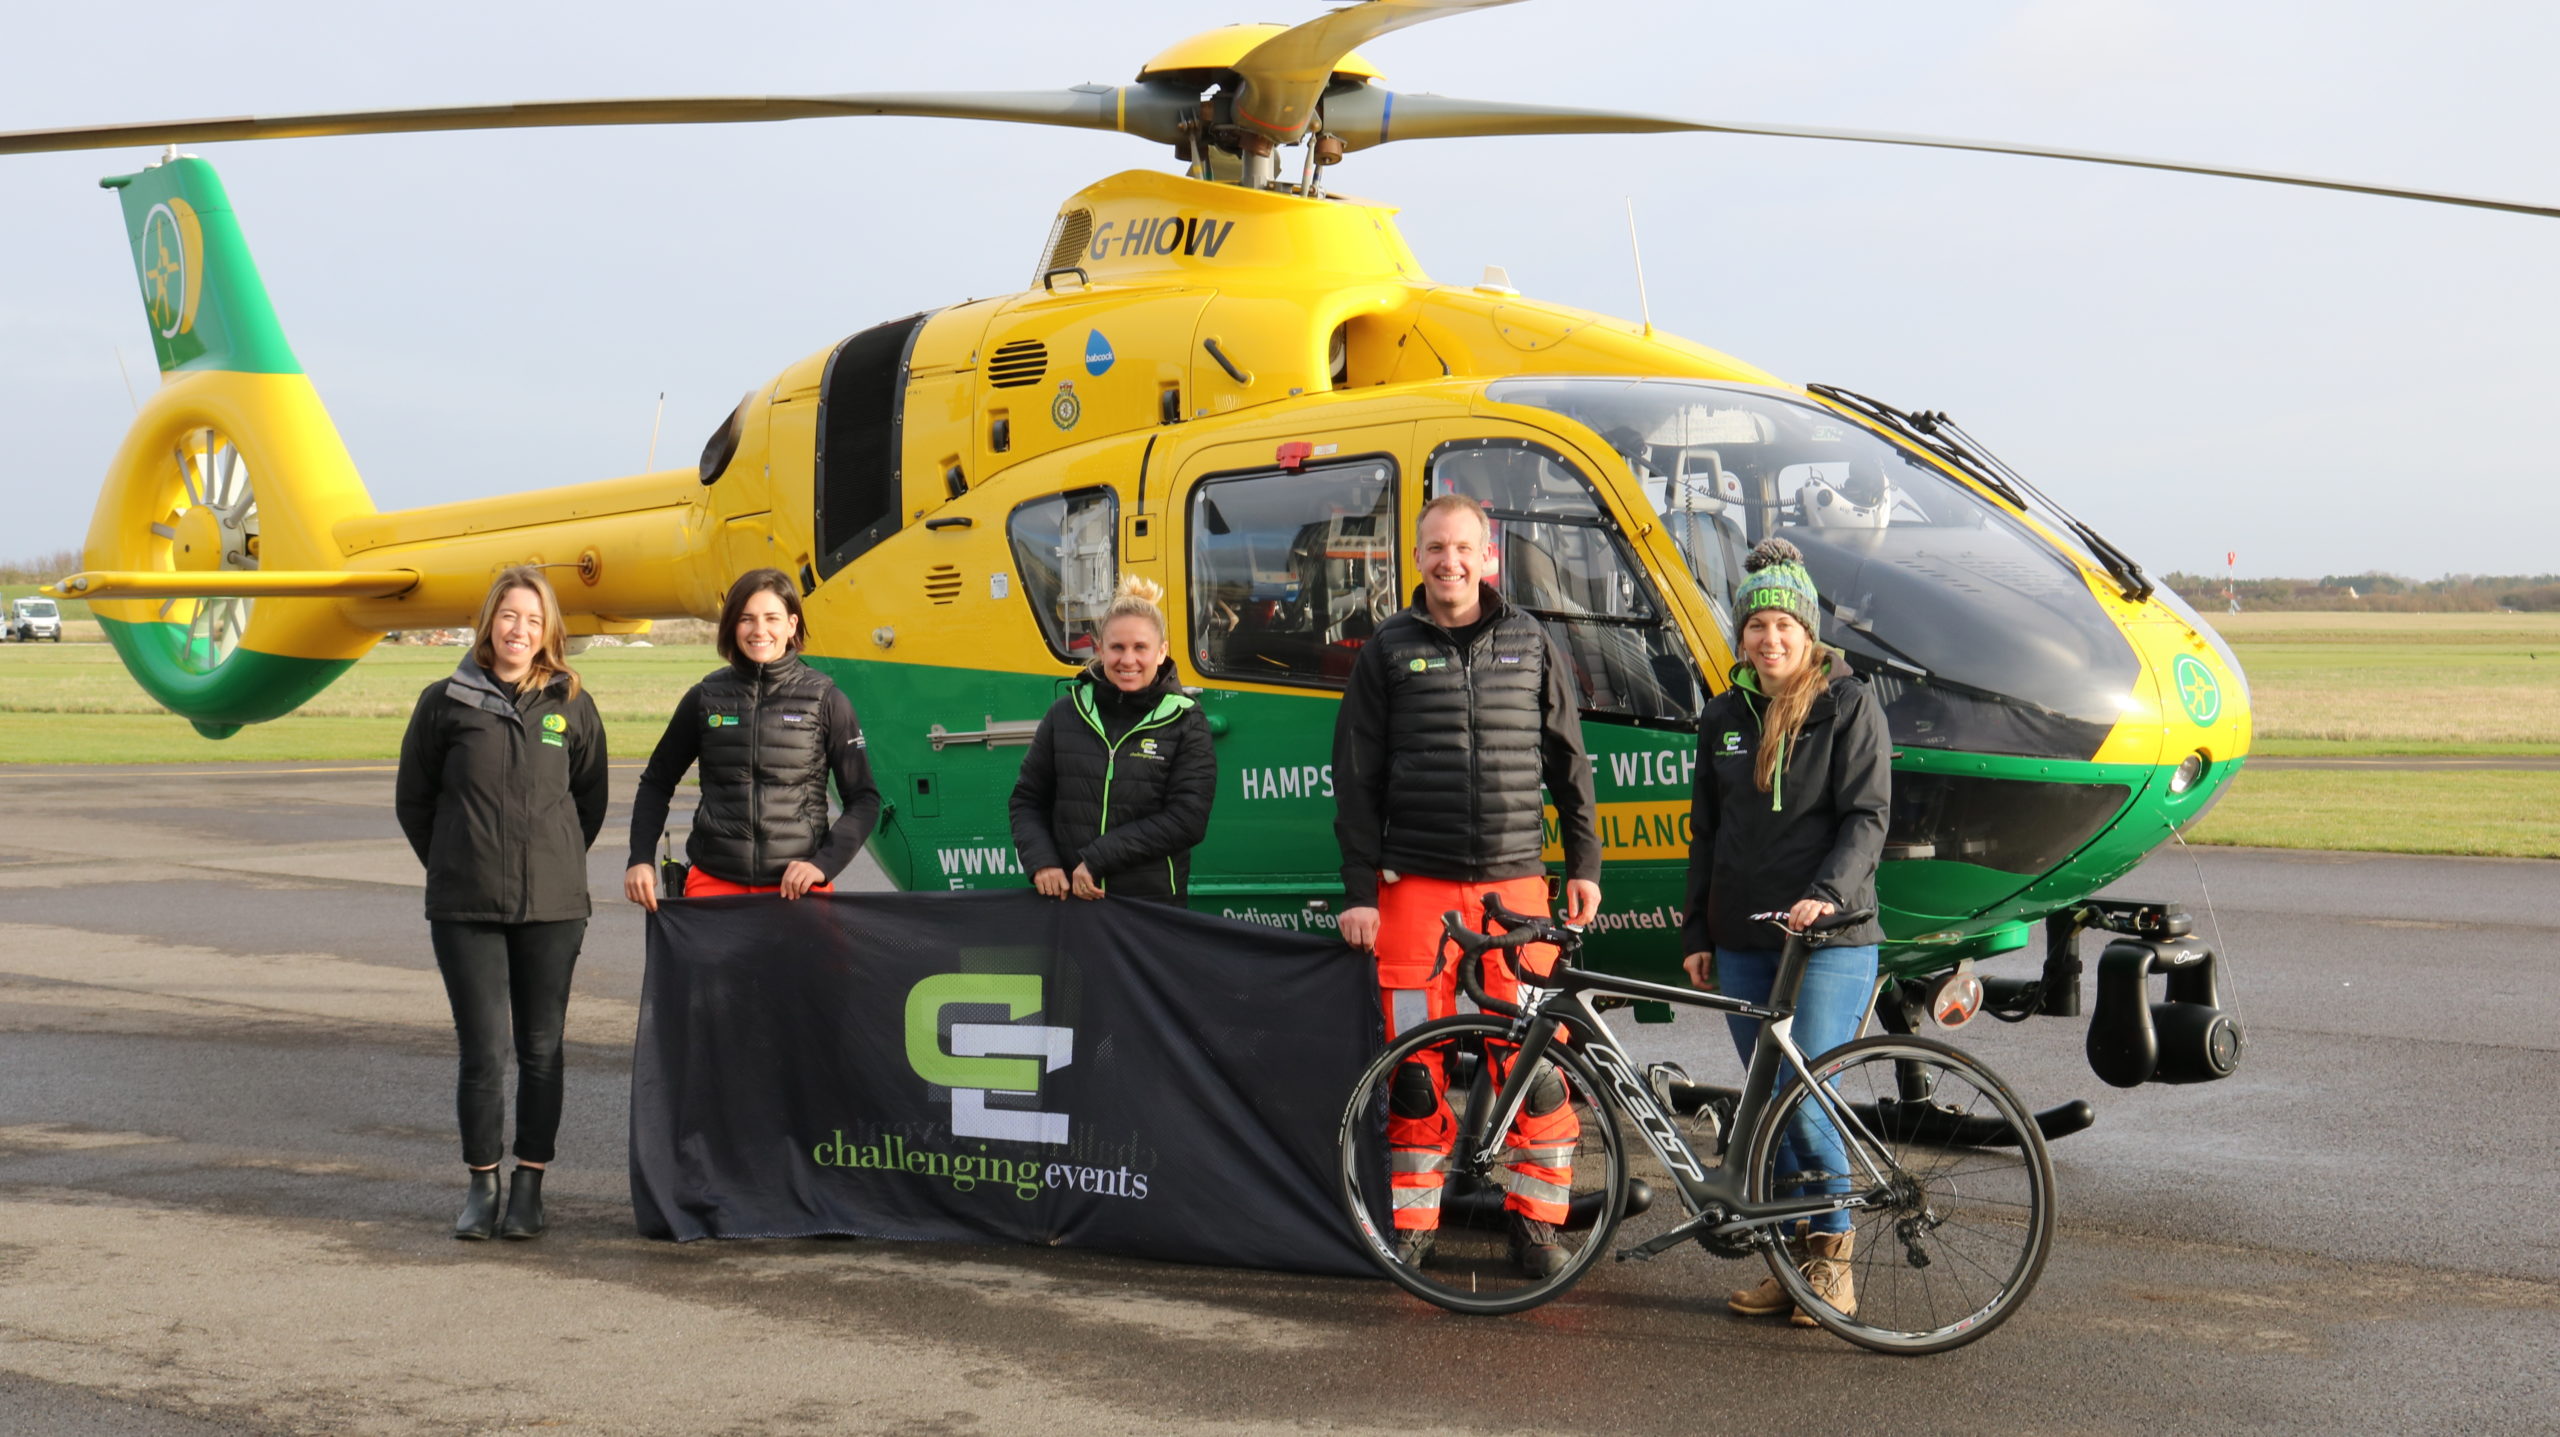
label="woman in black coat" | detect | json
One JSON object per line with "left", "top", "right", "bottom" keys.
{"left": 1680, "top": 538, "right": 1890, "bottom": 1324}
{"left": 1009, "top": 575, "right": 1216, "bottom": 904}
{"left": 395, "top": 565, "right": 609, "bottom": 1241}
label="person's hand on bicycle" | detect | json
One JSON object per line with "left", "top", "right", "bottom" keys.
{"left": 1785, "top": 897, "right": 1837, "bottom": 932}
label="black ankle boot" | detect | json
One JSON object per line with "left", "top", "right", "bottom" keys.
{"left": 497, "top": 1166, "right": 546, "bottom": 1240}
{"left": 453, "top": 1167, "right": 501, "bottom": 1240}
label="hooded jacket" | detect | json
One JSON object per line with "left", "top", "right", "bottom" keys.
{"left": 1682, "top": 661, "right": 1890, "bottom": 953}
{"left": 1331, "top": 583, "right": 1601, "bottom": 909}
{"left": 1008, "top": 658, "right": 1216, "bottom": 903}
{"left": 626, "top": 654, "right": 881, "bottom": 887}
{"left": 396, "top": 659, "right": 609, "bottom": 924}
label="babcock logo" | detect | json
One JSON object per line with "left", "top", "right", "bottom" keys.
{"left": 904, "top": 973, "right": 1074, "bottom": 1145}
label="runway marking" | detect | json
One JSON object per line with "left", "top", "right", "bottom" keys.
{"left": 712, "top": 1248, "right": 1331, "bottom": 1350}
{"left": 0, "top": 924, "right": 638, "bottom": 1047}
{"left": 0, "top": 1195, "right": 1346, "bottom": 1437}
{"left": 0, "top": 1123, "right": 172, "bottom": 1152}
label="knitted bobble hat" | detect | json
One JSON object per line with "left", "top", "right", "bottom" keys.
{"left": 1736, "top": 537, "right": 1821, "bottom": 640}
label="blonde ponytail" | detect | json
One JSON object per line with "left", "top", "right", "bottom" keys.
{"left": 1098, "top": 573, "right": 1167, "bottom": 643}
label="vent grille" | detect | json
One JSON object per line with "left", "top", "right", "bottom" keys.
{"left": 924, "top": 564, "right": 963, "bottom": 605}
{"left": 988, "top": 340, "right": 1047, "bottom": 389}
{"left": 1037, "top": 209, "right": 1093, "bottom": 283}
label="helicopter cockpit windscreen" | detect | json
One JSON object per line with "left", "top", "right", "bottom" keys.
{"left": 1427, "top": 438, "right": 1700, "bottom": 726}
{"left": 1486, "top": 377, "right": 2140, "bottom": 762}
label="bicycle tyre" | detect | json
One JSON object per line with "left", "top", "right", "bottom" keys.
{"left": 1338, "top": 1014, "right": 1626, "bottom": 1316}
{"left": 1742, "top": 1034, "right": 2054, "bottom": 1354}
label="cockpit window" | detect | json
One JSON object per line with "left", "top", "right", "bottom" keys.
{"left": 1486, "top": 377, "right": 2141, "bottom": 761}
{"left": 1428, "top": 438, "right": 1699, "bottom": 726}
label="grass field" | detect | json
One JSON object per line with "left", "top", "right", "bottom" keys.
{"left": 0, "top": 642, "right": 720, "bottom": 764}
{"left": 0, "top": 613, "right": 2551, "bottom": 859}
{"left": 2202, "top": 610, "right": 2560, "bottom": 754}
{"left": 2183, "top": 769, "right": 2560, "bottom": 860}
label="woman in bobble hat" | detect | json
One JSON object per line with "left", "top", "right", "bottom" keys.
{"left": 1678, "top": 537, "right": 1891, "bottom": 1325}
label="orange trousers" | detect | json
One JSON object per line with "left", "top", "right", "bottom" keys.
{"left": 682, "top": 868, "right": 833, "bottom": 898}
{"left": 1374, "top": 873, "right": 1579, "bottom": 1231}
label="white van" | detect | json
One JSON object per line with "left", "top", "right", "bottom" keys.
{"left": 5, "top": 597, "right": 62, "bottom": 642}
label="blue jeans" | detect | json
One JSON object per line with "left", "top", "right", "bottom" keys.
{"left": 1717, "top": 943, "right": 1880, "bottom": 1236}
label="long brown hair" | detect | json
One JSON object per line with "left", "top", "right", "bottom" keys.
{"left": 470, "top": 565, "right": 582, "bottom": 701}
{"left": 1752, "top": 624, "right": 1833, "bottom": 794}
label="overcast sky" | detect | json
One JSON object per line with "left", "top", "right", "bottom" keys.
{"left": 4, "top": 0, "right": 2553, "bottom": 582}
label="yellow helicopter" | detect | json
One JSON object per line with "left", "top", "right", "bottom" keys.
{"left": 13, "top": 0, "right": 2552, "bottom": 1099}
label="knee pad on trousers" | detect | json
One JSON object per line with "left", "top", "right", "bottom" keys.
{"left": 1391, "top": 1061, "right": 1440, "bottom": 1119}
{"left": 1523, "top": 1063, "right": 1567, "bottom": 1117}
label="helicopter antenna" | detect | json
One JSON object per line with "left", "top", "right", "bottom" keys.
{"left": 112, "top": 346, "right": 140, "bottom": 412}
{"left": 645, "top": 391, "right": 666, "bottom": 471}
{"left": 1625, "top": 198, "right": 1653, "bottom": 337}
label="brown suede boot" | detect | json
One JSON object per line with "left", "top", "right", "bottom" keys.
{"left": 1789, "top": 1230, "right": 1857, "bottom": 1326}
{"left": 1728, "top": 1224, "right": 1806, "bottom": 1316}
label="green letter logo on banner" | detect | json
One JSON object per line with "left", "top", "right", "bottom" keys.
{"left": 906, "top": 973, "right": 1043, "bottom": 1091}
{"left": 905, "top": 972, "right": 1076, "bottom": 1146}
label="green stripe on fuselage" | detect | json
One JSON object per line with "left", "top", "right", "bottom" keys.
{"left": 813, "top": 655, "right": 2239, "bottom": 982}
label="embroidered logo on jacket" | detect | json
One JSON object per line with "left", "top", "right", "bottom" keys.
{"left": 1720, "top": 730, "right": 1744, "bottom": 754}
{"left": 542, "top": 714, "right": 567, "bottom": 733}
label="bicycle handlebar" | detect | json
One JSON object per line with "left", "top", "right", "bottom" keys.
{"left": 1749, "top": 906, "right": 1879, "bottom": 940}
{"left": 1428, "top": 894, "right": 1579, "bottom": 1019}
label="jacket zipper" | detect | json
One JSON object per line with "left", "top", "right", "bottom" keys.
{"left": 747, "top": 665, "right": 765, "bottom": 880}
{"left": 1078, "top": 692, "right": 1185, "bottom": 895}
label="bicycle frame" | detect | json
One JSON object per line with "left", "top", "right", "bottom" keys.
{"left": 1460, "top": 939, "right": 1897, "bottom": 1254}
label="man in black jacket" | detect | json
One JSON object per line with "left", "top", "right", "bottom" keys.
{"left": 1330, "top": 493, "right": 1603, "bottom": 1274}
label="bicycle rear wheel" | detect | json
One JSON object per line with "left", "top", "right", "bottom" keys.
{"left": 1338, "top": 1015, "right": 1625, "bottom": 1316}
{"left": 1744, "top": 1034, "right": 2054, "bottom": 1354}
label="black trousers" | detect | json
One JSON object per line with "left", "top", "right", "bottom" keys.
{"left": 428, "top": 918, "right": 585, "bottom": 1167}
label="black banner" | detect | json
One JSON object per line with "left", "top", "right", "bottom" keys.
{"left": 631, "top": 891, "right": 1380, "bottom": 1276}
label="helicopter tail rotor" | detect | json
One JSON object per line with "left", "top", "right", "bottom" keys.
{"left": 66, "top": 156, "right": 386, "bottom": 738}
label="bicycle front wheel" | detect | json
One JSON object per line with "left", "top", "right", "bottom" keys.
{"left": 1744, "top": 1034, "right": 2054, "bottom": 1354}
{"left": 1338, "top": 1014, "right": 1625, "bottom": 1316}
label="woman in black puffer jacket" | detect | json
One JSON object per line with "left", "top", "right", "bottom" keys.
{"left": 1009, "top": 575, "right": 1216, "bottom": 904}
{"left": 623, "top": 569, "right": 880, "bottom": 906}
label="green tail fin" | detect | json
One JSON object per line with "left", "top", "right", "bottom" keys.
{"left": 101, "top": 156, "right": 301, "bottom": 376}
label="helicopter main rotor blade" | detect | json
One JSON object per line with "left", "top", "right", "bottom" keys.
{"left": 1323, "top": 91, "right": 2560, "bottom": 220}
{"left": 1229, "top": 0, "right": 1523, "bottom": 146}
{"left": 0, "top": 86, "right": 1197, "bottom": 157}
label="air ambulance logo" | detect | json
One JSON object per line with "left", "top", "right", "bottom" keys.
{"left": 137, "top": 199, "right": 205, "bottom": 340}
{"left": 2173, "top": 654, "right": 2222, "bottom": 726}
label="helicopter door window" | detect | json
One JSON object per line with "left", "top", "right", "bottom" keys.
{"left": 1188, "top": 458, "right": 1399, "bottom": 688}
{"left": 1008, "top": 486, "right": 1120, "bottom": 663}
{"left": 1427, "top": 438, "right": 1699, "bottom": 725}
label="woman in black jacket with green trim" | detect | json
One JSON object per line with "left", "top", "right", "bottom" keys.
{"left": 1009, "top": 575, "right": 1216, "bottom": 905}
{"left": 396, "top": 566, "right": 609, "bottom": 1242}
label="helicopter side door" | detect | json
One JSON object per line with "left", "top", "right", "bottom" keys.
{"left": 1164, "top": 424, "right": 1412, "bottom": 933}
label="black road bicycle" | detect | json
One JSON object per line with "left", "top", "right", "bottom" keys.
{"left": 1338, "top": 896, "right": 2055, "bottom": 1354}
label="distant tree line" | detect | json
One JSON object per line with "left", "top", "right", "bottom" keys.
{"left": 2163, "top": 571, "right": 2560, "bottom": 612}
{"left": 0, "top": 549, "right": 80, "bottom": 585}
